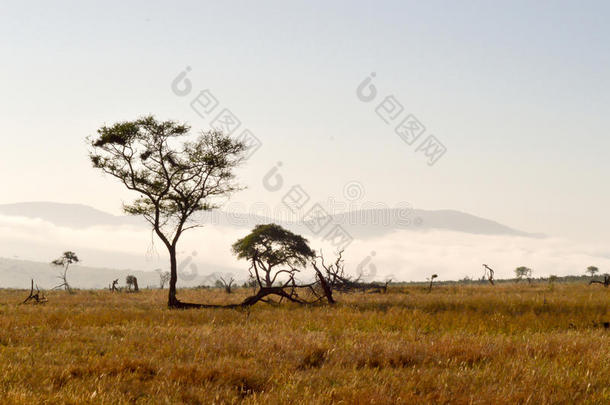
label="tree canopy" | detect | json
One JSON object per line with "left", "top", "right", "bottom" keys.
{"left": 586, "top": 266, "right": 599, "bottom": 277}
{"left": 51, "top": 251, "right": 79, "bottom": 293}
{"left": 515, "top": 266, "right": 532, "bottom": 281}
{"left": 51, "top": 251, "right": 80, "bottom": 268}
{"left": 232, "top": 224, "right": 315, "bottom": 288}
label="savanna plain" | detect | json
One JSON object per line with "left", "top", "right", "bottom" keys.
{"left": 0, "top": 283, "right": 608, "bottom": 404}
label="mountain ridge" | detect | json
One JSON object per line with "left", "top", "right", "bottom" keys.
{"left": 0, "top": 201, "right": 542, "bottom": 238}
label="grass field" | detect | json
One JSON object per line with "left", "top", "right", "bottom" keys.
{"left": 0, "top": 283, "right": 608, "bottom": 404}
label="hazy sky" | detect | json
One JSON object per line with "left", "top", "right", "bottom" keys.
{"left": 1, "top": 0, "right": 609, "bottom": 242}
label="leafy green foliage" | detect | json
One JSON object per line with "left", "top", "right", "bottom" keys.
{"left": 232, "top": 224, "right": 315, "bottom": 287}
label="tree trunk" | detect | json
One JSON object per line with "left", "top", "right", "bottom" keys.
{"left": 314, "top": 269, "right": 335, "bottom": 304}
{"left": 168, "top": 246, "right": 179, "bottom": 307}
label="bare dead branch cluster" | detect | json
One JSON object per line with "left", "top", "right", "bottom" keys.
{"left": 22, "top": 279, "right": 47, "bottom": 304}
{"left": 156, "top": 270, "right": 171, "bottom": 289}
{"left": 109, "top": 279, "right": 120, "bottom": 292}
{"left": 312, "top": 250, "right": 388, "bottom": 296}
{"left": 217, "top": 276, "right": 235, "bottom": 294}
{"left": 170, "top": 250, "right": 388, "bottom": 310}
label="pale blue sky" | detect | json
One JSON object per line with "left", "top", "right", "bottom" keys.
{"left": 0, "top": 0, "right": 609, "bottom": 241}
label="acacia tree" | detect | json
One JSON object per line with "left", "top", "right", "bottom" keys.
{"left": 88, "top": 116, "right": 245, "bottom": 308}
{"left": 126, "top": 275, "right": 139, "bottom": 292}
{"left": 51, "top": 251, "right": 79, "bottom": 293}
{"left": 586, "top": 266, "right": 599, "bottom": 278}
{"left": 232, "top": 224, "right": 316, "bottom": 290}
{"left": 515, "top": 266, "right": 532, "bottom": 283}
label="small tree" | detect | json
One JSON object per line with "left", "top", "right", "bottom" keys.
{"left": 88, "top": 116, "right": 245, "bottom": 308}
{"left": 156, "top": 269, "right": 171, "bottom": 289}
{"left": 215, "top": 276, "right": 235, "bottom": 294}
{"left": 515, "top": 266, "right": 532, "bottom": 283}
{"left": 427, "top": 273, "right": 438, "bottom": 292}
{"left": 126, "top": 275, "right": 139, "bottom": 292}
{"left": 232, "top": 224, "right": 315, "bottom": 289}
{"left": 51, "top": 251, "right": 79, "bottom": 293}
{"left": 586, "top": 266, "right": 599, "bottom": 278}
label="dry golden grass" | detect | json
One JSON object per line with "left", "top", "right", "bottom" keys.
{"left": 0, "top": 283, "right": 608, "bottom": 404}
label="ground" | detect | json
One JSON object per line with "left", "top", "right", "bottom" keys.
{"left": 0, "top": 283, "right": 608, "bottom": 404}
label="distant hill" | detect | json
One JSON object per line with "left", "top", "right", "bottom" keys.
{"left": 0, "top": 202, "right": 541, "bottom": 238}
{"left": 0, "top": 202, "right": 142, "bottom": 228}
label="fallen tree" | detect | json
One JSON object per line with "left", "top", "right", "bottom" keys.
{"left": 312, "top": 250, "right": 389, "bottom": 297}
{"left": 172, "top": 227, "right": 391, "bottom": 309}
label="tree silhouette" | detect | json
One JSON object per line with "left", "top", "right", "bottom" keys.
{"left": 126, "top": 275, "right": 139, "bottom": 292}
{"left": 51, "top": 251, "right": 79, "bottom": 293}
{"left": 515, "top": 266, "right": 532, "bottom": 283}
{"left": 586, "top": 266, "right": 599, "bottom": 278}
{"left": 232, "top": 224, "right": 315, "bottom": 289}
{"left": 482, "top": 264, "right": 495, "bottom": 285}
{"left": 427, "top": 274, "right": 438, "bottom": 292}
{"left": 215, "top": 276, "right": 235, "bottom": 294}
{"left": 88, "top": 116, "right": 245, "bottom": 308}
{"left": 155, "top": 269, "right": 171, "bottom": 289}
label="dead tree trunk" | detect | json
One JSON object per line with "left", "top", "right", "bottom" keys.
{"left": 428, "top": 274, "right": 438, "bottom": 292}
{"left": 170, "top": 286, "right": 310, "bottom": 309}
{"left": 483, "top": 264, "right": 495, "bottom": 285}
{"left": 22, "top": 279, "right": 47, "bottom": 304}
{"left": 53, "top": 266, "right": 72, "bottom": 293}
{"left": 313, "top": 267, "right": 335, "bottom": 304}
{"left": 109, "top": 279, "right": 119, "bottom": 292}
